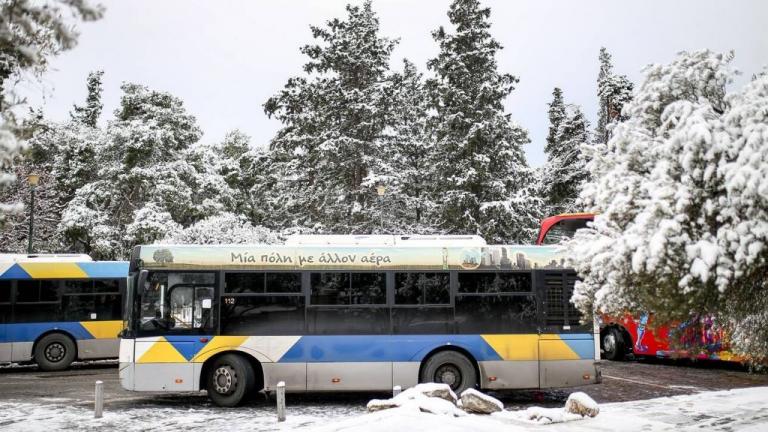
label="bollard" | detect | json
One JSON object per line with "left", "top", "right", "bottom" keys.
{"left": 276, "top": 381, "right": 286, "bottom": 422}
{"left": 94, "top": 380, "right": 104, "bottom": 418}
{"left": 393, "top": 385, "right": 401, "bottom": 397}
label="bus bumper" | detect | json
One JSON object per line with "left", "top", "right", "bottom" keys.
{"left": 118, "top": 338, "right": 135, "bottom": 391}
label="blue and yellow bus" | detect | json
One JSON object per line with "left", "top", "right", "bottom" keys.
{"left": 0, "top": 255, "right": 128, "bottom": 371}
{"left": 119, "top": 238, "right": 599, "bottom": 406}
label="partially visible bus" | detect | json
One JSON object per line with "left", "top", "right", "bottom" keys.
{"left": 119, "top": 239, "right": 600, "bottom": 407}
{"left": 0, "top": 255, "right": 128, "bottom": 370}
{"left": 537, "top": 213, "right": 741, "bottom": 362}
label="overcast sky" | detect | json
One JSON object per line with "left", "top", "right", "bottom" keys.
{"left": 22, "top": 0, "right": 768, "bottom": 166}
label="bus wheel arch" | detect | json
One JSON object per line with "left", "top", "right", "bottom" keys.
{"left": 418, "top": 346, "right": 479, "bottom": 394}
{"left": 200, "top": 351, "right": 263, "bottom": 406}
{"left": 33, "top": 331, "right": 78, "bottom": 371}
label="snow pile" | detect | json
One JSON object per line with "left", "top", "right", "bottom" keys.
{"left": 495, "top": 392, "right": 599, "bottom": 425}
{"left": 366, "top": 383, "right": 465, "bottom": 417}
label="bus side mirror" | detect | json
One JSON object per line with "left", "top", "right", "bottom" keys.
{"left": 138, "top": 269, "right": 149, "bottom": 291}
{"left": 201, "top": 298, "right": 212, "bottom": 309}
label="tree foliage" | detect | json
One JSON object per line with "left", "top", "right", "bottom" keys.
{"left": 570, "top": 50, "right": 768, "bottom": 359}
{"left": 426, "top": 0, "right": 533, "bottom": 241}
{"left": 543, "top": 88, "right": 590, "bottom": 214}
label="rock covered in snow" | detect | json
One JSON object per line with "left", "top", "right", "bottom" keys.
{"left": 366, "top": 399, "right": 400, "bottom": 412}
{"left": 459, "top": 388, "right": 503, "bottom": 414}
{"left": 565, "top": 391, "right": 600, "bottom": 417}
{"left": 409, "top": 383, "right": 458, "bottom": 403}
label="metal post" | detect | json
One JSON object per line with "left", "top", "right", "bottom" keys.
{"left": 393, "top": 385, "right": 401, "bottom": 397}
{"left": 94, "top": 380, "right": 104, "bottom": 418}
{"left": 276, "top": 381, "right": 286, "bottom": 422}
{"left": 27, "top": 185, "right": 35, "bottom": 254}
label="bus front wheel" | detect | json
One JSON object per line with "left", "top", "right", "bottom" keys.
{"left": 420, "top": 351, "right": 477, "bottom": 395}
{"left": 206, "top": 354, "right": 255, "bottom": 407}
{"left": 35, "top": 333, "right": 77, "bottom": 371}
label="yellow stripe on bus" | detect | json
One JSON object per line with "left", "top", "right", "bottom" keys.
{"left": 481, "top": 334, "right": 540, "bottom": 361}
{"left": 19, "top": 262, "right": 89, "bottom": 279}
{"left": 80, "top": 320, "right": 123, "bottom": 339}
{"left": 538, "top": 334, "right": 581, "bottom": 360}
{"left": 192, "top": 336, "right": 249, "bottom": 363}
{"left": 138, "top": 337, "right": 189, "bottom": 363}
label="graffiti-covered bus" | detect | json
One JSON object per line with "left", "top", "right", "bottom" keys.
{"left": 119, "top": 238, "right": 600, "bottom": 406}
{"left": 537, "top": 213, "right": 742, "bottom": 362}
{"left": 0, "top": 255, "right": 128, "bottom": 370}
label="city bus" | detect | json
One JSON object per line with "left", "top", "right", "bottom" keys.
{"left": 119, "top": 237, "right": 600, "bottom": 407}
{"left": 537, "top": 213, "right": 741, "bottom": 362}
{"left": 0, "top": 255, "right": 128, "bottom": 370}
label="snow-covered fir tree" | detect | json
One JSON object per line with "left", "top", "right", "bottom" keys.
{"left": 426, "top": 0, "right": 533, "bottom": 242}
{"left": 373, "top": 59, "right": 436, "bottom": 233}
{"left": 70, "top": 70, "right": 104, "bottom": 127}
{"left": 542, "top": 87, "right": 590, "bottom": 214}
{"left": 264, "top": 1, "right": 397, "bottom": 233}
{"left": 595, "top": 47, "right": 633, "bottom": 144}
{"left": 570, "top": 50, "right": 768, "bottom": 359}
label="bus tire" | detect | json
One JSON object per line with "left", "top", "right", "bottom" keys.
{"left": 34, "top": 333, "right": 77, "bottom": 371}
{"left": 206, "top": 354, "right": 255, "bottom": 407}
{"left": 602, "top": 327, "right": 626, "bottom": 361}
{"left": 420, "top": 351, "right": 477, "bottom": 395}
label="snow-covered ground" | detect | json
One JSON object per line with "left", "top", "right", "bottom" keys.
{"left": 1, "top": 386, "right": 767, "bottom": 431}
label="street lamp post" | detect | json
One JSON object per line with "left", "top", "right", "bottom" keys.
{"left": 376, "top": 184, "right": 386, "bottom": 233}
{"left": 27, "top": 173, "right": 40, "bottom": 255}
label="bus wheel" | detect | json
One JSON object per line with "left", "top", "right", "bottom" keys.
{"left": 602, "top": 328, "right": 626, "bottom": 361}
{"left": 206, "top": 354, "right": 255, "bottom": 407}
{"left": 420, "top": 351, "right": 477, "bottom": 395}
{"left": 35, "top": 333, "right": 77, "bottom": 371}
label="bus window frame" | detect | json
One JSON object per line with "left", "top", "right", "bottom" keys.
{"left": 135, "top": 270, "right": 218, "bottom": 337}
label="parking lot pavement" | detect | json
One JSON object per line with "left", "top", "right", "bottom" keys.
{"left": 1, "top": 359, "right": 767, "bottom": 410}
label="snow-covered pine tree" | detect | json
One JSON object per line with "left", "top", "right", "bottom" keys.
{"left": 0, "top": 0, "right": 103, "bottom": 226}
{"left": 542, "top": 88, "right": 590, "bottom": 215}
{"left": 70, "top": 70, "right": 104, "bottom": 127}
{"left": 264, "top": 1, "right": 396, "bottom": 233}
{"left": 372, "top": 59, "right": 435, "bottom": 233}
{"left": 595, "top": 47, "right": 633, "bottom": 144}
{"left": 59, "top": 83, "right": 228, "bottom": 259}
{"left": 570, "top": 50, "right": 768, "bottom": 359}
{"left": 426, "top": 0, "right": 532, "bottom": 242}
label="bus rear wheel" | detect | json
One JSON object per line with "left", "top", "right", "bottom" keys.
{"left": 602, "top": 327, "right": 627, "bottom": 361}
{"left": 35, "top": 333, "right": 76, "bottom": 371}
{"left": 206, "top": 354, "right": 255, "bottom": 407}
{"left": 420, "top": 351, "right": 477, "bottom": 395}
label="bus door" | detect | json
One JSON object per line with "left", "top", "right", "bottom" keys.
{"left": 135, "top": 271, "right": 215, "bottom": 391}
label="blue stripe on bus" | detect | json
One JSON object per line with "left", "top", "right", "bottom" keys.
{"left": 164, "top": 335, "right": 211, "bottom": 361}
{"left": 0, "top": 322, "right": 93, "bottom": 343}
{"left": 76, "top": 262, "right": 129, "bottom": 278}
{"left": 0, "top": 264, "right": 31, "bottom": 280}
{"left": 278, "top": 335, "right": 502, "bottom": 363}
{"left": 560, "top": 337, "right": 595, "bottom": 359}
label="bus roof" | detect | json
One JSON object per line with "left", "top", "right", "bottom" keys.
{"left": 0, "top": 253, "right": 93, "bottom": 262}
{"left": 284, "top": 234, "right": 487, "bottom": 247}
{"left": 135, "top": 244, "right": 570, "bottom": 272}
{"left": 0, "top": 261, "right": 128, "bottom": 280}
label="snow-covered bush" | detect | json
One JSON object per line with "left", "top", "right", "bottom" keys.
{"left": 571, "top": 50, "right": 768, "bottom": 358}
{"left": 162, "top": 213, "right": 279, "bottom": 245}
